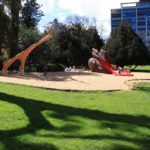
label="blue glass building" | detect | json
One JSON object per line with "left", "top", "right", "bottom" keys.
{"left": 111, "top": 0, "right": 150, "bottom": 50}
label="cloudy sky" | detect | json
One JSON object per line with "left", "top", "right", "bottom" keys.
{"left": 37, "top": 0, "right": 139, "bottom": 38}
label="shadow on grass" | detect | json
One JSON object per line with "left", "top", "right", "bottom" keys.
{"left": 3, "top": 139, "right": 57, "bottom": 150}
{"left": 134, "top": 86, "right": 150, "bottom": 92}
{"left": 0, "top": 92, "right": 150, "bottom": 149}
{"left": 133, "top": 82, "right": 150, "bottom": 92}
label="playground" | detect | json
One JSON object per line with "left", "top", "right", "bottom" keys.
{"left": 0, "top": 71, "right": 150, "bottom": 91}
{"left": 1, "top": 1, "right": 150, "bottom": 149}
{"left": 1, "top": 26, "right": 149, "bottom": 91}
{"left": 0, "top": 25, "right": 150, "bottom": 150}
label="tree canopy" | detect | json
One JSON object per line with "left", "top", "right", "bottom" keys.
{"left": 103, "top": 23, "right": 150, "bottom": 67}
{"left": 10, "top": 0, "right": 21, "bottom": 57}
{"left": 1, "top": 2, "right": 105, "bottom": 72}
{"left": 0, "top": 1, "right": 11, "bottom": 50}
{"left": 20, "top": 0, "right": 44, "bottom": 28}
{"left": 50, "top": 16, "right": 104, "bottom": 66}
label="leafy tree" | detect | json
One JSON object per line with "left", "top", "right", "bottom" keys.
{"left": 51, "top": 16, "right": 104, "bottom": 66}
{"left": 0, "top": 48, "right": 9, "bottom": 70}
{"left": 19, "top": 25, "right": 52, "bottom": 71}
{"left": 10, "top": 0, "right": 21, "bottom": 57}
{"left": 0, "top": 0, "right": 22, "bottom": 58}
{"left": 50, "top": 25, "right": 70, "bottom": 65}
{"left": 0, "top": 48, "right": 9, "bottom": 61}
{"left": 0, "top": 0, "right": 5, "bottom": 50}
{"left": 20, "top": 0, "right": 43, "bottom": 28}
{"left": 19, "top": 25, "right": 42, "bottom": 64}
{"left": 103, "top": 23, "right": 150, "bottom": 67}
{"left": 0, "top": 0, "right": 11, "bottom": 51}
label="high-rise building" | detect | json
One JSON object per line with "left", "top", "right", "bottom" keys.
{"left": 111, "top": 0, "right": 150, "bottom": 50}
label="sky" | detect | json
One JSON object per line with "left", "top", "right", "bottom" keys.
{"left": 37, "top": 0, "right": 139, "bottom": 38}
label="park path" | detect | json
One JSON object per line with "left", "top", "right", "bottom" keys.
{"left": 0, "top": 72, "right": 150, "bottom": 91}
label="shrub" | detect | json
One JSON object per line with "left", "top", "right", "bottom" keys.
{"left": 25, "top": 63, "right": 65, "bottom": 72}
{"left": 25, "top": 64, "right": 37, "bottom": 72}
{"left": 0, "top": 48, "right": 9, "bottom": 62}
{"left": 47, "top": 63, "right": 65, "bottom": 72}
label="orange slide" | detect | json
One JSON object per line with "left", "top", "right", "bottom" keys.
{"left": 2, "top": 28, "right": 53, "bottom": 75}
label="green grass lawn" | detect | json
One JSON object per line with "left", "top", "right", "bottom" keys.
{"left": 0, "top": 82, "right": 150, "bottom": 150}
{"left": 134, "top": 65, "right": 150, "bottom": 71}
{"left": 125, "top": 65, "right": 150, "bottom": 72}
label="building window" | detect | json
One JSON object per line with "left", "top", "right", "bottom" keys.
{"left": 111, "top": 0, "right": 150, "bottom": 50}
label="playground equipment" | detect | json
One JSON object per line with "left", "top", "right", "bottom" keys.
{"left": 88, "top": 49, "right": 133, "bottom": 76}
{"left": 1, "top": 27, "right": 53, "bottom": 75}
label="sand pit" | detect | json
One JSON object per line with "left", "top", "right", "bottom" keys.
{"left": 0, "top": 71, "right": 150, "bottom": 91}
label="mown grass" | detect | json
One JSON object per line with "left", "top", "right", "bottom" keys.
{"left": 135, "top": 65, "right": 150, "bottom": 71}
{"left": 125, "top": 65, "right": 150, "bottom": 72}
{"left": 0, "top": 82, "right": 150, "bottom": 150}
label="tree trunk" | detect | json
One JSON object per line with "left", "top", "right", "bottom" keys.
{"left": 10, "top": 0, "right": 20, "bottom": 58}
{"left": 0, "top": 1, "right": 4, "bottom": 50}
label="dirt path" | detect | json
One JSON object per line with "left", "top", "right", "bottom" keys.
{"left": 0, "top": 72, "right": 150, "bottom": 91}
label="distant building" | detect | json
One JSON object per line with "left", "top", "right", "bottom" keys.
{"left": 111, "top": 0, "right": 150, "bottom": 50}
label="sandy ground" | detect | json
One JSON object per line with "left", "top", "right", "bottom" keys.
{"left": 0, "top": 71, "right": 150, "bottom": 91}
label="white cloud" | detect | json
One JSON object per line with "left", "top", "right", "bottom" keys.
{"left": 38, "top": 0, "right": 139, "bottom": 37}
{"left": 37, "top": 0, "right": 56, "bottom": 14}
{"left": 57, "top": 0, "right": 139, "bottom": 37}
{"left": 57, "top": 0, "right": 139, "bottom": 19}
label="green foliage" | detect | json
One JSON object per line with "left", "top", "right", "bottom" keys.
{"left": 1, "top": 11, "right": 105, "bottom": 71}
{"left": 46, "top": 63, "right": 65, "bottom": 72}
{"left": 103, "top": 23, "right": 150, "bottom": 67}
{"left": 25, "top": 63, "right": 65, "bottom": 72}
{"left": 19, "top": 25, "right": 51, "bottom": 67}
{"left": 51, "top": 16, "right": 104, "bottom": 66}
{"left": 25, "top": 64, "right": 37, "bottom": 72}
{"left": 10, "top": 0, "right": 21, "bottom": 57}
{"left": 19, "top": 25, "right": 68, "bottom": 72}
{"left": 0, "top": 1, "right": 11, "bottom": 50}
{"left": 18, "top": 17, "right": 104, "bottom": 71}
{"left": 0, "top": 48, "right": 9, "bottom": 61}
{"left": 0, "top": 82, "right": 150, "bottom": 150}
{"left": 19, "top": 25, "right": 41, "bottom": 50}
{"left": 0, "top": 48, "right": 9, "bottom": 70}
{"left": 20, "top": 0, "right": 44, "bottom": 28}
{"left": 2, "top": 0, "right": 43, "bottom": 58}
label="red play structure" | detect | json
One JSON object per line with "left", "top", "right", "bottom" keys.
{"left": 88, "top": 49, "right": 133, "bottom": 76}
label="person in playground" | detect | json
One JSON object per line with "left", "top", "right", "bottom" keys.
{"left": 118, "top": 66, "right": 123, "bottom": 74}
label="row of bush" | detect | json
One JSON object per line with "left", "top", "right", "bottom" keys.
{"left": 25, "top": 63, "right": 65, "bottom": 72}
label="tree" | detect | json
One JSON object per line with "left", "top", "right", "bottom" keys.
{"left": 19, "top": 25, "right": 42, "bottom": 65}
{"left": 19, "top": 25, "right": 53, "bottom": 71}
{"left": 20, "top": 0, "right": 43, "bottom": 28}
{"left": 51, "top": 16, "right": 104, "bottom": 66}
{"left": 10, "top": 0, "right": 21, "bottom": 57}
{"left": 0, "top": 0, "right": 11, "bottom": 50}
{"left": 103, "top": 23, "right": 150, "bottom": 67}
{"left": 0, "top": 0, "right": 5, "bottom": 50}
